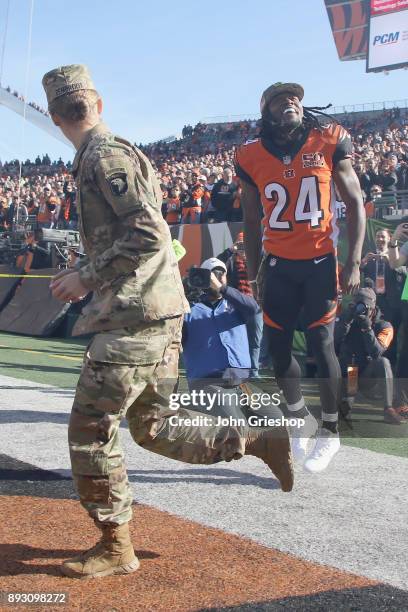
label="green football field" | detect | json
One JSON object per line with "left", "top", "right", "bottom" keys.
{"left": 0, "top": 331, "right": 406, "bottom": 458}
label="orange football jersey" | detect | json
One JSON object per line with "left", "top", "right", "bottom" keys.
{"left": 235, "top": 124, "right": 352, "bottom": 260}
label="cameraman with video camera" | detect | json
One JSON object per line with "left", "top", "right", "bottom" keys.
{"left": 183, "top": 257, "right": 260, "bottom": 386}
{"left": 334, "top": 287, "right": 397, "bottom": 424}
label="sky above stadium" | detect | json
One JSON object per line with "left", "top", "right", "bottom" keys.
{"left": 0, "top": 0, "right": 407, "bottom": 163}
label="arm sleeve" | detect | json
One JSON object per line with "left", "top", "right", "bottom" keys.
{"left": 220, "top": 285, "right": 260, "bottom": 320}
{"left": 78, "top": 152, "right": 169, "bottom": 290}
{"left": 332, "top": 127, "right": 353, "bottom": 166}
{"left": 217, "top": 248, "right": 234, "bottom": 263}
{"left": 234, "top": 147, "right": 257, "bottom": 187}
{"left": 362, "top": 323, "right": 393, "bottom": 358}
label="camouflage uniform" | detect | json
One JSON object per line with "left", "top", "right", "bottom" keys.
{"left": 42, "top": 66, "right": 249, "bottom": 525}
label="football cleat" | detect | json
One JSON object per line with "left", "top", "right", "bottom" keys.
{"left": 303, "top": 429, "right": 340, "bottom": 473}
{"left": 290, "top": 412, "right": 318, "bottom": 463}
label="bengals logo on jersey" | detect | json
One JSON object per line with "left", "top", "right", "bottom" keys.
{"left": 302, "top": 152, "right": 325, "bottom": 168}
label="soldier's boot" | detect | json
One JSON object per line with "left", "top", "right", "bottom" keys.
{"left": 246, "top": 427, "right": 294, "bottom": 492}
{"left": 61, "top": 522, "right": 140, "bottom": 579}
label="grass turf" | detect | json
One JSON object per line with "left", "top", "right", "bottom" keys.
{"left": 0, "top": 332, "right": 406, "bottom": 458}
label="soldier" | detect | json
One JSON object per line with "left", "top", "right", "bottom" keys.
{"left": 43, "top": 65, "right": 293, "bottom": 579}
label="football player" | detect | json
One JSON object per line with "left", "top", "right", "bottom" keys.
{"left": 236, "top": 82, "right": 365, "bottom": 472}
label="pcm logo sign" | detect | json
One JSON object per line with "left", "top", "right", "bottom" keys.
{"left": 373, "top": 32, "right": 400, "bottom": 45}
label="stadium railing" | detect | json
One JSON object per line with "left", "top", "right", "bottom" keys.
{"left": 374, "top": 189, "right": 408, "bottom": 220}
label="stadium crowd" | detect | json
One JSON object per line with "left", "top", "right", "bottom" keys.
{"left": 2, "top": 85, "right": 51, "bottom": 116}
{"left": 0, "top": 105, "right": 408, "bottom": 233}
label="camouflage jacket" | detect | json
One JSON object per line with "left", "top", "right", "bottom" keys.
{"left": 71, "top": 123, "right": 189, "bottom": 335}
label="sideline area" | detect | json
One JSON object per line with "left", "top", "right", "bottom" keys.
{"left": 0, "top": 331, "right": 406, "bottom": 458}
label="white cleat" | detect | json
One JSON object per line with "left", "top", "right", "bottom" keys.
{"left": 290, "top": 412, "right": 318, "bottom": 464}
{"left": 303, "top": 430, "right": 340, "bottom": 473}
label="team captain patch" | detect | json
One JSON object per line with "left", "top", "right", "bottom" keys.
{"left": 107, "top": 172, "right": 128, "bottom": 196}
{"left": 302, "top": 152, "right": 325, "bottom": 168}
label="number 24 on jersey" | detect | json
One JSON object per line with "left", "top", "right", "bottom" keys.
{"left": 265, "top": 176, "right": 323, "bottom": 230}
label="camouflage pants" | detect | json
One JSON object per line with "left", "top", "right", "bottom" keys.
{"left": 69, "top": 316, "right": 247, "bottom": 525}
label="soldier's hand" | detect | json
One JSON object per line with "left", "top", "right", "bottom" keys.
{"left": 50, "top": 270, "right": 89, "bottom": 303}
{"left": 51, "top": 268, "right": 76, "bottom": 283}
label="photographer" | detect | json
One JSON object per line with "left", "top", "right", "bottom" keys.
{"left": 334, "top": 288, "right": 397, "bottom": 424}
{"left": 183, "top": 257, "right": 260, "bottom": 386}
{"left": 388, "top": 220, "right": 408, "bottom": 418}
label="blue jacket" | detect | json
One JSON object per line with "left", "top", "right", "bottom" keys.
{"left": 183, "top": 286, "right": 259, "bottom": 380}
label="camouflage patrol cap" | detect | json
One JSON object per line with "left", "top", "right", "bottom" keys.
{"left": 42, "top": 64, "right": 96, "bottom": 106}
{"left": 260, "top": 82, "right": 304, "bottom": 114}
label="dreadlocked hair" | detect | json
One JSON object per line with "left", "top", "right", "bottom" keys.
{"left": 302, "top": 104, "right": 337, "bottom": 132}
{"left": 260, "top": 103, "right": 338, "bottom": 140}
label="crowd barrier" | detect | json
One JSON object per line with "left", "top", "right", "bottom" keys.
{"left": 0, "top": 268, "right": 69, "bottom": 336}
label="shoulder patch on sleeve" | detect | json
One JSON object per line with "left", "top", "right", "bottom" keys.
{"left": 106, "top": 169, "right": 129, "bottom": 197}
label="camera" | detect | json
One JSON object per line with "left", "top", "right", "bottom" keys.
{"left": 353, "top": 302, "right": 368, "bottom": 318}
{"left": 188, "top": 267, "right": 211, "bottom": 289}
{"left": 188, "top": 267, "right": 225, "bottom": 290}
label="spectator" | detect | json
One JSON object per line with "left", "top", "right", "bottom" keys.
{"left": 360, "top": 158, "right": 379, "bottom": 196}
{"left": 210, "top": 167, "right": 239, "bottom": 222}
{"left": 376, "top": 158, "right": 397, "bottom": 193}
{"left": 364, "top": 184, "right": 383, "bottom": 218}
{"left": 37, "top": 185, "right": 59, "bottom": 228}
{"left": 62, "top": 182, "right": 78, "bottom": 229}
{"left": 396, "top": 157, "right": 408, "bottom": 211}
{"left": 165, "top": 186, "right": 182, "bottom": 225}
{"left": 6, "top": 195, "right": 19, "bottom": 226}
{"left": 181, "top": 173, "right": 205, "bottom": 224}
{"left": 15, "top": 200, "right": 29, "bottom": 226}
